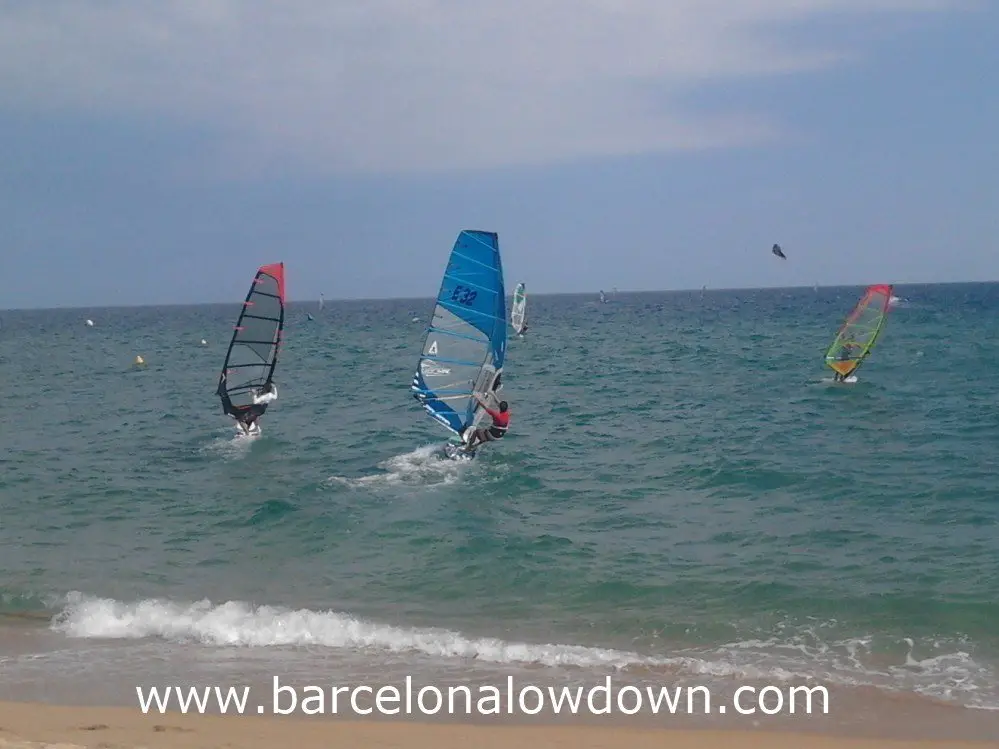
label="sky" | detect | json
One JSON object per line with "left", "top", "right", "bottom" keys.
{"left": 1, "top": 0, "right": 996, "bottom": 308}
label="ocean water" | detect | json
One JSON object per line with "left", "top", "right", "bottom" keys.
{"left": 2, "top": 284, "right": 999, "bottom": 736}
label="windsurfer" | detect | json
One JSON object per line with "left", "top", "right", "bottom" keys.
{"left": 463, "top": 393, "right": 510, "bottom": 450}
{"left": 833, "top": 338, "right": 858, "bottom": 382}
{"left": 224, "top": 382, "right": 277, "bottom": 434}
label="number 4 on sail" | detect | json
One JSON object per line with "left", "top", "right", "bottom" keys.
{"left": 824, "top": 284, "right": 893, "bottom": 383}
{"left": 217, "top": 263, "right": 286, "bottom": 436}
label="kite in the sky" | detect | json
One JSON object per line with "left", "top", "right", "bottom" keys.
{"left": 772, "top": 243, "right": 787, "bottom": 259}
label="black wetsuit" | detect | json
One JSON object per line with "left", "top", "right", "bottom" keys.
{"left": 218, "top": 382, "right": 269, "bottom": 424}
{"left": 232, "top": 403, "right": 267, "bottom": 424}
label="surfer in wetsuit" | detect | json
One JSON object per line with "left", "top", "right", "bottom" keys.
{"left": 463, "top": 393, "right": 510, "bottom": 450}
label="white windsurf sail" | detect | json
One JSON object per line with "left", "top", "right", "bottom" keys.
{"left": 510, "top": 282, "right": 527, "bottom": 334}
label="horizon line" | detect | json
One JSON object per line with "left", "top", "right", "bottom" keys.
{"left": 2, "top": 278, "right": 996, "bottom": 314}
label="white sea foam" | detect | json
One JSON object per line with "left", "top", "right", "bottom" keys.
{"left": 327, "top": 444, "right": 466, "bottom": 490}
{"left": 49, "top": 593, "right": 999, "bottom": 710}
{"left": 53, "top": 592, "right": 654, "bottom": 670}
{"left": 199, "top": 427, "right": 258, "bottom": 460}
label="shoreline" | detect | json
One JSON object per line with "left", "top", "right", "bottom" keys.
{"left": 0, "top": 701, "right": 996, "bottom": 749}
{"left": 4, "top": 616, "right": 999, "bottom": 742}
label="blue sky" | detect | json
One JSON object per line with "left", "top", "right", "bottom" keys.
{"left": 1, "top": 0, "right": 996, "bottom": 308}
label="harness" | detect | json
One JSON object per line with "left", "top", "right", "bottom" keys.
{"left": 231, "top": 402, "right": 267, "bottom": 422}
{"left": 487, "top": 414, "right": 509, "bottom": 438}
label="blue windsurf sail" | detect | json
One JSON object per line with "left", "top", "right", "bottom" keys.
{"left": 411, "top": 230, "right": 507, "bottom": 437}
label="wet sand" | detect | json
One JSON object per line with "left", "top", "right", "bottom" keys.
{"left": 1, "top": 701, "right": 997, "bottom": 749}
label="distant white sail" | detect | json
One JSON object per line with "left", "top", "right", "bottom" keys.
{"left": 510, "top": 282, "right": 527, "bottom": 334}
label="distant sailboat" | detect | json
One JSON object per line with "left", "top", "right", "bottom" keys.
{"left": 411, "top": 230, "right": 507, "bottom": 460}
{"left": 599, "top": 290, "right": 606, "bottom": 304}
{"left": 307, "top": 292, "right": 324, "bottom": 322}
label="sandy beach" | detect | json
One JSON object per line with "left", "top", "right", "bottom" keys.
{"left": 0, "top": 701, "right": 996, "bottom": 749}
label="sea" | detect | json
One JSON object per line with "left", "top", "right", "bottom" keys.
{"left": 2, "top": 283, "right": 998, "bottom": 740}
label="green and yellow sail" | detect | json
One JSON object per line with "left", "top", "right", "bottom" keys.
{"left": 825, "top": 284, "right": 893, "bottom": 378}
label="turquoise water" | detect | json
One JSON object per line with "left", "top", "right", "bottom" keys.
{"left": 1, "top": 284, "right": 999, "bottom": 722}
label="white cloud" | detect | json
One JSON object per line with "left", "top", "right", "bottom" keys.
{"left": 0, "top": 0, "right": 965, "bottom": 175}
